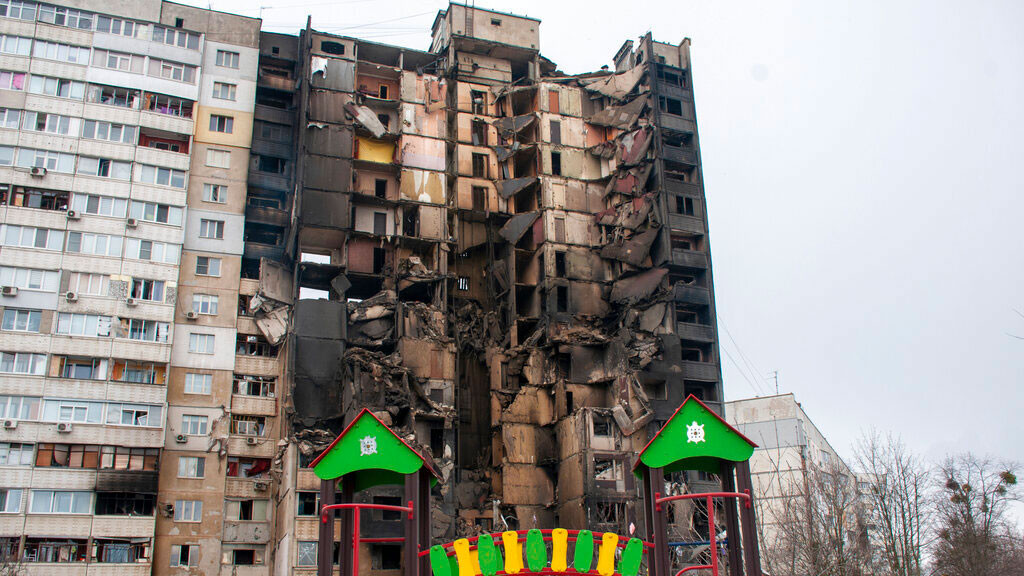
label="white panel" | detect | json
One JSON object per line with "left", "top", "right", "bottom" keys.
{"left": 169, "top": 324, "right": 236, "bottom": 370}
{"left": 183, "top": 209, "right": 244, "bottom": 255}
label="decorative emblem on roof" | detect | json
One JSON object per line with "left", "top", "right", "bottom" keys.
{"left": 686, "top": 421, "right": 706, "bottom": 444}
{"left": 360, "top": 435, "right": 378, "bottom": 456}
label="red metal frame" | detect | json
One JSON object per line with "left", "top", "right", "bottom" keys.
{"left": 321, "top": 501, "right": 414, "bottom": 576}
{"left": 654, "top": 492, "right": 751, "bottom": 576}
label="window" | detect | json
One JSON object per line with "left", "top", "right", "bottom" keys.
{"left": 0, "top": 34, "right": 30, "bottom": 56}
{"left": 4, "top": 185, "right": 66, "bottom": 210}
{"left": 490, "top": 18, "right": 502, "bottom": 26}
{"left": 136, "top": 165, "right": 186, "bottom": 188}
{"left": 0, "top": 1, "right": 36, "bottom": 21}
{"left": 212, "top": 82, "right": 236, "bottom": 100}
{"left": 111, "top": 360, "right": 165, "bottom": 385}
{"left": 56, "top": 313, "right": 111, "bottom": 337}
{"left": 233, "top": 374, "right": 275, "bottom": 397}
{"left": 16, "top": 148, "right": 75, "bottom": 172}
{"left": 174, "top": 499, "right": 202, "bottom": 522}
{"left": 372, "top": 544, "right": 401, "bottom": 570}
{"left": 94, "top": 538, "right": 150, "bottom": 563}
{"left": 71, "top": 193, "right": 128, "bottom": 217}
{"left": 230, "top": 415, "right": 265, "bottom": 436}
{"left": 178, "top": 456, "right": 205, "bottom": 478}
{"left": 56, "top": 356, "right": 106, "bottom": 380}
{"left": 659, "top": 96, "right": 683, "bottom": 116}
{"left": 203, "top": 183, "right": 227, "bottom": 203}
{"left": 192, "top": 294, "right": 219, "bottom": 315}
{"left": 189, "top": 333, "right": 215, "bottom": 354}
{"left": 206, "top": 148, "right": 230, "bottom": 168}
{"left": 30, "top": 490, "right": 92, "bottom": 514}
{"left": 170, "top": 545, "right": 199, "bottom": 567}
{"left": 152, "top": 26, "right": 200, "bottom": 50}
{"left": 0, "top": 267, "right": 59, "bottom": 292}
{"left": 126, "top": 238, "right": 180, "bottom": 264}
{"left": 199, "top": 219, "right": 225, "bottom": 240}
{"left": 81, "top": 120, "right": 136, "bottom": 144}
{"left": 32, "top": 40, "right": 89, "bottom": 64}
{"left": 181, "top": 414, "right": 208, "bottom": 436}
{"left": 216, "top": 50, "right": 240, "bottom": 68}
{"left": 120, "top": 318, "right": 169, "bottom": 343}
{"left": 67, "top": 272, "right": 108, "bottom": 296}
{"left": 97, "top": 446, "right": 158, "bottom": 471}
{"left": 227, "top": 457, "right": 270, "bottom": 478}
{"left": 97, "top": 49, "right": 133, "bottom": 71}
{"left": 297, "top": 541, "right": 317, "bottom": 566}
{"left": 129, "top": 201, "right": 183, "bottom": 225}
{"left": 2, "top": 308, "right": 39, "bottom": 332}
{"left": 556, "top": 285, "right": 568, "bottom": 312}
{"left": 551, "top": 151, "right": 562, "bottom": 175}
{"left": 237, "top": 334, "right": 276, "bottom": 357}
{"left": 106, "top": 403, "right": 161, "bottom": 427}
{"left": 0, "top": 107, "right": 19, "bottom": 128}
{"left": 471, "top": 153, "right": 487, "bottom": 178}
{"left": 549, "top": 120, "right": 561, "bottom": 145}
{"left": 258, "top": 122, "right": 289, "bottom": 142}
{"left": 0, "top": 443, "right": 31, "bottom": 466}
{"left": 225, "top": 499, "right": 267, "bottom": 521}
{"left": 23, "top": 538, "right": 88, "bottom": 563}
{"left": 223, "top": 546, "right": 264, "bottom": 566}
{"left": 296, "top": 492, "right": 319, "bottom": 516}
{"left": 184, "top": 373, "right": 212, "bottom": 395}
{"left": 593, "top": 415, "right": 613, "bottom": 437}
{"left": 0, "top": 70, "right": 25, "bottom": 90}
{"left": 148, "top": 58, "right": 196, "bottom": 83}
{"left": 257, "top": 155, "right": 286, "bottom": 173}
{"left": 0, "top": 488, "right": 22, "bottom": 512}
{"left": 142, "top": 92, "right": 191, "bottom": 117}
{"left": 43, "top": 399, "right": 102, "bottom": 423}
{"left": 95, "top": 16, "right": 137, "bottom": 38}
{"left": 675, "top": 196, "right": 695, "bottom": 215}
{"left": 471, "top": 90, "right": 486, "bottom": 114}
{"left": 35, "top": 443, "right": 98, "bottom": 468}
{"left": 65, "top": 232, "right": 123, "bottom": 257}
{"left": 0, "top": 352, "right": 44, "bottom": 375}
{"left": 76, "top": 157, "right": 131, "bottom": 180}
{"left": 196, "top": 256, "right": 221, "bottom": 276}
{"left": 0, "top": 395, "right": 40, "bottom": 419}
{"left": 94, "top": 492, "right": 155, "bottom": 515}
{"left": 209, "top": 114, "right": 233, "bottom": 133}
{"left": 130, "top": 278, "right": 165, "bottom": 301}
{"left": 457, "top": 277, "right": 469, "bottom": 291}
{"left": 2, "top": 225, "right": 62, "bottom": 250}
{"left": 37, "top": 5, "right": 92, "bottom": 29}
{"left": 471, "top": 120, "right": 487, "bottom": 145}
{"left": 321, "top": 41, "right": 344, "bottom": 55}
{"left": 28, "top": 75, "right": 85, "bottom": 99}
{"left": 86, "top": 84, "right": 139, "bottom": 108}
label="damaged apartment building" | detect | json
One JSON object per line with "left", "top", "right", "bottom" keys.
{"left": 0, "top": 2, "right": 725, "bottom": 575}
{"left": 262, "top": 4, "right": 727, "bottom": 574}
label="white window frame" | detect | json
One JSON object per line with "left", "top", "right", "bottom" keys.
{"left": 181, "top": 414, "right": 208, "bottom": 436}
{"left": 191, "top": 294, "right": 219, "bottom": 315}
{"left": 212, "top": 81, "right": 236, "bottom": 101}
{"left": 177, "top": 455, "right": 205, "bottom": 478}
{"left": 184, "top": 373, "right": 212, "bottom": 395}
{"left": 188, "top": 333, "right": 215, "bottom": 354}
{"left": 215, "top": 50, "right": 240, "bottom": 69}
{"left": 205, "top": 148, "right": 230, "bottom": 168}
{"left": 198, "top": 219, "right": 225, "bottom": 239}
{"left": 203, "top": 183, "right": 227, "bottom": 203}
{"left": 174, "top": 499, "right": 202, "bottom": 522}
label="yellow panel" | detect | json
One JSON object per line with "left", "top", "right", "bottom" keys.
{"left": 356, "top": 136, "right": 396, "bottom": 163}
{"left": 453, "top": 539, "right": 479, "bottom": 576}
{"left": 502, "top": 531, "right": 523, "bottom": 575}
{"left": 551, "top": 528, "right": 568, "bottom": 572}
{"left": 596, "top": 533, "right": 618, "bottom": 576}
{"left": 193, "top": 105, "right": 254, "bottom": 148}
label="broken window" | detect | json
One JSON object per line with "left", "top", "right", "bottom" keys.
{"left": 457, "top": 277, "right": 470, "bottom": 291}
{"left": 554, "top": 251, "right": 566, "bottom": 277}
{"left": 592, "top": 415, "right": 613, "bottom": 437}
{"left": 643, "top": 380, "right": 667, "bottom": 400}
{"left": 321, "top": 41, "right": 344, "bottom": 55}
{"left": 471, "top": 120, "right": 487, "bottom": 145}
{"left": 371, "top": 544, "right": 401, "bottom": 570}
{"left": 377, "top": 113, "right": 390, "bottom": 129}
{"left": 373, "top": 212, "right": 387, "bottom": 235}
{"left": 378, "top": 85, "right": 389, "bottom": 99}
{"left": 555, "top": 285, "right": 568, "bottom": 312}
{"left": 402, "top": 207, "right": 419, "bottom": 236}
{"left": 551, "top": 151, "right": 562, "bottom": 176}
{"left": 675, "top": 196, "right": 694, "bottom": 215}
{"left": 372, "top": 247, "right": 386, "bottom": 273}
{"left": 374, "top": 179, "right": 387, "bottom": 199}
{"left": 471, "top": 186, "right": 486, "bottom": 211}
{"left": 430, "top": 425, "right": 444, "bottom": 458}
{"left": 680, "top": 347, "right": 703, "bottom": 362}
{"left": 594, "top": 501, "right": 626, "bottom": 525}
{"left": 297, "top": 492, "right": 319, "bottom": 515}
{"left": 659, "top": 96, "right": 684, "bottom": 116}
{"left": 236, "top": 335, "right": 277, "bottom": 357}
{"left": 549, "top": 120, "right": 561, "bottom": 145}
{"left": 677, "top": 309, "right": 699, "bottom": 324}
{"left": 472, "top": 153, "right": 487, "bottom": 178}
{"left": 256, "top": 155, "right": 286, "bottom": 174}
{"left": 490, "top": 18, "right": 501, "bottom": 26}
{"left": 233, "top": 374, "right": 276, "bottom": 397}
{"left": 471, "top": 90, "right": 486, "bottom": 115}
{"left": 594, "top": 458, "right": 625, "bottom": 491}
{"left": 230, "top": 415, "right": 267, "bottom": 436}
{"left": 226, "top": 499, "right": 268, "bottom": 521}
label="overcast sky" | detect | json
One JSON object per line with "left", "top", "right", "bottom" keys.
{"left": 188, "top": 0, "right": 1024, "bottom": 468}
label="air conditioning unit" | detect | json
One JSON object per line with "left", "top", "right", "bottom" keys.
{"left": 1, "top": 286, "right": 17, "bottom": 297}
{"left": 66, "top": 210, "right": 79, "bottom": 220}
{"left": 65, "top": 291, "right": 78, "bottom": 302}
{"left": 30, "top": 166, "right": 46, "bottom": 177}
{"left": 3, "top": 419, "right": 16, "bottom": 429}
{"left": 185, "top": 311, "right": 198, "bottom": 320}
{"left": 57, "top": 422, "right": 73, "bottom": 433}
{"left": 126, "top": 218, "right": 138, "bottom": 228}
{"left": 246, "top": 436, "right": 259, "bottom": 446}
{"left": 175, "top": 434, "right": 188, "bottom": 444}
{"left": 126, "top": 298, "right": 138, "bottom": 306}
{"left": 253, "top": 480, "right": 269, "bottom": 491}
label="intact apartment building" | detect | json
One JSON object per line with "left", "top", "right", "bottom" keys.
{"left": 0, "top": 2, "right": 728, "bottom": 575}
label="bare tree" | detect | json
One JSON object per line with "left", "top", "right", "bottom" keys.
{"left": 855, "top": 431, "right": 931, "bottom": 576}
{"left": 763, "top": 459, "right": 872, "bottom": 576}
{"left": 930, "top": 454, "right": 1020, "bottom": 576}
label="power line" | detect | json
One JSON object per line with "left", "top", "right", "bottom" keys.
{"left": 721, "top": 319, "right": 772, "bottom": 395}
{"left": 721, "top": 344, "right": 765, "bottom": 398}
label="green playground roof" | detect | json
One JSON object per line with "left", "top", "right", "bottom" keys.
{"left": 310, "top": 408, "right": 440, "bottom": 490}
{"left": 634, "top": 394, "right": 758, "bottom": 475}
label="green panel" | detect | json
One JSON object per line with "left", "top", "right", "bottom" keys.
{"left": 638, "top": 397, "right": 754, "bottom": 472}
{"left": 448, "top": 549, "right": 459, "bottom": 576}
{"left": 478, "top": 534, "right": 501, "bottom": 576}
{"left": 313, "top": 411, "right": 425, "bottom": 487}
{"left": 525, "top": 529, "right": 547, "bottom": 572}
{"left": 573, "top": 530, "right": 594, "bottom": 573}
{"left": 619, "top": 538, "right": 643, "bottom": 576}
{"left": 430, "top": 545, "right": 452, "bottom": 576}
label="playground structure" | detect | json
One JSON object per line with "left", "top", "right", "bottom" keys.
{"left": 311, "top": 395, "right": 763, "bottom": 576}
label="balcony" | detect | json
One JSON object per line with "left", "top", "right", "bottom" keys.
{"left": 664, "top": 178, "right": 701, "bottom": 197}
{"left": 662, "top": 144, "right": 698, "bottom": 166}
{"left": 96, "top": 470, "right": 158, "bottom": 492}
{"left": 258, "top": 72, "right": 297, "bottom": 92}
{"left": 234, "top": 354, "right": 280, "bottom": 376}
{"left": 91, "top": 515, "right": 156, "bottom": 537}
{"left": 248, "top": 170, "right": 290, "bottom": 193}
{"left": 232, "top": 395, "right": 278, "bottom": 416}
{"left": 681, "top": 360, "right": 720, "bottom": 381}
{"left": 245, "top": 203, "right": 290, "bottom": 227}
{"left": 226, "top": 435, "right": 276, "bottom": 458}
{"left": 658, "top": 113, "right": 696, "bottom": 135}
{"left": 671, "top": 249, "right": 707, "bottom": 269}
{"left": 244, "top": 241, "right": 286, "bottom": 262}
{"left": 676, "top": 322, "right": 715, "bottom": 343}
{"left": 674, "top": 283, "right": 710, "bottom": 306}
{"left": 668, "top": 213, "right": 704, "bottom": 234}
{"left": 254, "top": 103, "right": 295, "bottom": 125}
{"left": 252, "top": 137, "right": 293, "bottom": 159}
{"left": 658, "top": 81, "right": 692, "bottom": 102}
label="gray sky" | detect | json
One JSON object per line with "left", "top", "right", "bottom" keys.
{"left": 189, "top": 0, "right": 1024, "bottom": 467}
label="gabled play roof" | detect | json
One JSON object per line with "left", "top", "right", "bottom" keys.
{"left": 311, "top": 409, "right": 440, "bottom": 491}
{"left": 634, "top": 394, "right": 758, "bottom": 475}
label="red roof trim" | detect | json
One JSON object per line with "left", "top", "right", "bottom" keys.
{"left": 308, "top": 408, "right": 440, "bottom": 480}
{"left": 632, "top": 394, "right": 759, "bottom": 470}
